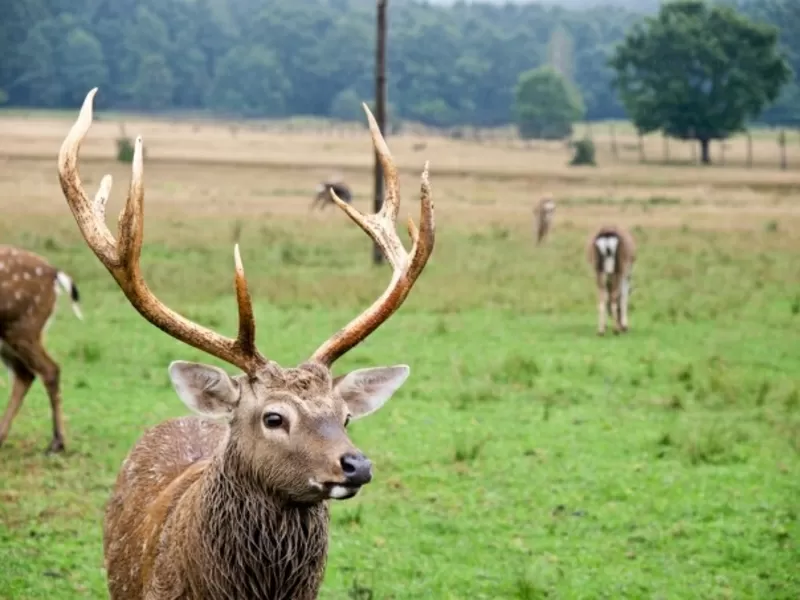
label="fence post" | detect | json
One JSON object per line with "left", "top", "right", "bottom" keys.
{"left": 779, "top": 129, "right": 787, "bottom": 170}
{"left": 372, "top": 0, "right": 388, "bottom": 265}
{"left": 638, "top": 131, "right": 645, "bottom": 163}
{"left": 609, "top": 123, "right": 618, "bottom": 158}
{"left": 746, "top": 132, "right": 752, "bottom": 168}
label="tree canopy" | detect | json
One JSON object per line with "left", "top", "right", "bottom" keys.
{"left": 610, "top": 0, "right": 791, "bottom": 163}
{"left": 723, "top": 0, "right": 800, "bottom": 126}
{"left": 0, "top": 0, "right": 797, "bottom": 131}
{"left": 514, "top": 67, "right": 585, "bottom": 140}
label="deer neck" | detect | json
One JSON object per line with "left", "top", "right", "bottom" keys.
{"left": 181, "top": 444, "right": 330, "bottom": 600}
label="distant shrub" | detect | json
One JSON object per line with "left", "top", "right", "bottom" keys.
{"left": 116, "top": 137, "right": 136, "bottom": 163}
{"left": 570, "top": 138, "right": 596, "bottom": 166}
{"left": 116, "top": 122, "right": 147, "bottom": 164}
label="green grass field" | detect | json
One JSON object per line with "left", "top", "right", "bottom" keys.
{"left": 1, "top": 201, "right": 798, "bottom": 598}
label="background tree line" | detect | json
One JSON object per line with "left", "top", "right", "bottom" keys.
{"left": 0, "top": 0, "right": 797, "bottom": 129}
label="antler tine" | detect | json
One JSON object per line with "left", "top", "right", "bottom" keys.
{"left": 309, "top": 105, "right": 435, "bottom": 367}
{"left": 233, "top": 244, "right": 257, "bottom": 357}
{"left": 58, "top": 88, "right": 266, "bottom": 374}
{"left": 406, "top": 162, "right": 434, "bottom": 281}
{"left": 117, "top": 135, "right": 145, "bottom": 268}
{"left": 93, "top": 174, "right": 113, "bottom": 223}
{"left": 362, "top": 103, "right": 400, "bottom": 222}
{"left": 57, "top": 87, "right": 117, "bottom": 267}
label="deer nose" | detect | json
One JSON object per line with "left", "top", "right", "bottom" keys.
{"left": 340, "top": 452, "right": 373, "bottom": 486}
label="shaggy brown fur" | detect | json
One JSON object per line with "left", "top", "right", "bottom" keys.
{"left": 104, "top": 416, "right": 330, "bottom": 599}
{"left": 586, "top": 225, "right": 636, "bottom": 335}
{"left": 103, "top": 363, "right": 347, "bottom": 599}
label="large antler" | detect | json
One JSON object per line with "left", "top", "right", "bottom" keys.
{"left": 310, "top": 104, "right": 435, "bottom": 367}
{"left": 57, "top": 88, "right": 265, "bottom": 374}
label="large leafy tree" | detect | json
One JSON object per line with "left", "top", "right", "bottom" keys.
{"left": 610, "top": 0, "right": 791, "bottom": 164}
{"left": 513, "top": 67, "right": 585, "bottom": 140}
{"left": 725, "top": 0, "right": 800, "bottom": 126}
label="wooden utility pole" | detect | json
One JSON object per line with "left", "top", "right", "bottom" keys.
{"left": 373, "top": 0, "right": 388, "bottom": 265}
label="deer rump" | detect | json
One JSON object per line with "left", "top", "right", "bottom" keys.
{"left": 0, "top": 245, "right": 84, "bottom": 453}
{"left": 592, "top": 230, "right": 631, "bottom": 319}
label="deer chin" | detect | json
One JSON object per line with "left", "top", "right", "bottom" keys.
{"left": 326, "top": 484, "right": 361, "bottom": 500}
{"left": 307, "top": 478, "right": 362, "bottom": 501}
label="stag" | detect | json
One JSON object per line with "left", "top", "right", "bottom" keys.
{"left": 310, "top": 177, "right": 352, "bottom": 211}
{"left": 587, "top": 225, "right": 636, "bottom": 335}
{"left": 57, "top": 88, "right": 434, "bottom": 600}
{"left": 534, "top": 195, "right": 556, "bottom": 245}
{"left": 0, "top": 245, "right": 83, "bottom": 453}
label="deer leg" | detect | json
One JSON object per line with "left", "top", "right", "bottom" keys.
{"left": 619, "top": 275, "right": 630, "bottom": 332}
{"left": 610, "top": 295, "right": 621, "bottom": 334}
{"left": 0, "top": 349, "right": 36, "bottom": 448}
{"left": 609, "top": 276, "right": 622, "bottom": 335}
{"left": 5, "top": 339, "right": 66, "bottom": 453}
{"left": 596, "top": 275, "right": 608, "bottom": 336}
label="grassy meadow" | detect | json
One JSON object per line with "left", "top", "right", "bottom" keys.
{"left": 0, "top": 111, "right": 799, "bottom": 599}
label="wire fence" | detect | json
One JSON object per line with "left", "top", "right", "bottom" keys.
{"left": 230, "top": 119, "right": 800, "bottom": 171}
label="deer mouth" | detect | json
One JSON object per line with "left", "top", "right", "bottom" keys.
{"left": 324, "top": 482, "right": 361, "bottom": 500}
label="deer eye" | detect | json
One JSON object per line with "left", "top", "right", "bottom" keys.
{"left": 263, "top": 413, "right": 284, "bottom": 429}
{"left": 344, "top": 414, "right": 351, "bottom": 428}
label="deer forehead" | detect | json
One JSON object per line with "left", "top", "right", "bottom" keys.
{"left": 242, "top": 364, "right": 342, "bottom": 416}
{"left": 244, "top": 387, "right": 343, "bottom": 417}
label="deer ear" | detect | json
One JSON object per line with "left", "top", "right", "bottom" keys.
{"left": 168, "top": 361, "right": 240, "bottom": 419}
{"left": 333, "top": 365, "right": 410, "bottom": 421}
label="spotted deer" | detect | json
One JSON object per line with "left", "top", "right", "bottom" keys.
{"left": 310, "top": 177, "right": 352, "bottom": 211}
{"left": 534, "top": 195, "right": 556, "bottom": 245}
{"left": 587, "top": 225, "right": 636, "bottom": 335}
{"left": 0, "top": 245, "right": 83, "bottom": 453}
{"left": 58, "top": 88, "right": 435, "bottom": 600}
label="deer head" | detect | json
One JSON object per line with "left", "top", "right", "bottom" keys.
{"left": 58, "top": 88, "right": 435, "bottom": 503}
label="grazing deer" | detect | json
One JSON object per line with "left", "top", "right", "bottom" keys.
{"left": 0, "top": 245, "right": 83, "bottom": 453}
{"left": 534, "top": 195, "right": 556, "bottom": 245}
{"left": 587, "top": 225, "right": 636, "bottom": 335}
{"left": 310, "top": 177, "right": 352, "bottom": 211}
{"left": 58, "top": 88, "right": 434, "bottom": 600}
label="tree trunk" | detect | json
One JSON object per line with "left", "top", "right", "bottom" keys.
{"left": 699, "top": 138, "right": 711, "bottom": 165}
{"left": 372, "top": 0, "right": 388, "bottom": 265}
